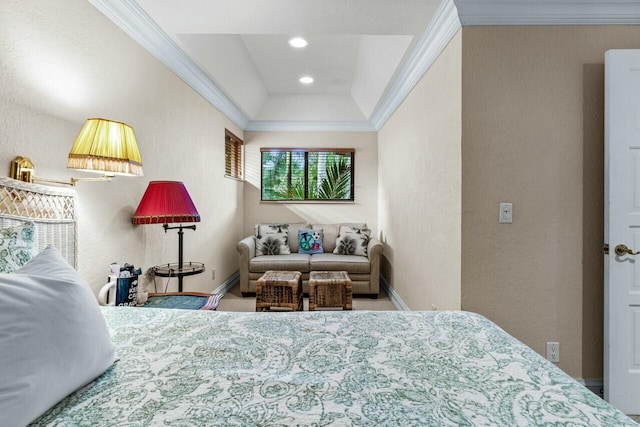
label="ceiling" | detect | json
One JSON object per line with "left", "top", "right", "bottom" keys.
{"left": 134, "top": 0, "right": 440, "bottom": 129}
{"left": 90, "top": 0, "right": 640, "bottom": 131}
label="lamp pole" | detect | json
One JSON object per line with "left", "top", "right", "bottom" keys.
{"left": 163, "top": 223, "right": 196, "bottom": 292}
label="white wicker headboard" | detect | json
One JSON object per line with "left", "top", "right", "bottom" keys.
{"left": 0, "top": 177, "right": 78, "bottom": 268}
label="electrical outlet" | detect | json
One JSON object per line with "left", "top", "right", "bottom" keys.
{"left": 546, "top": 342, "right": 560, "bottom": 363}
{"left": 211, "top": 268, "right": 215, "bottom": 280}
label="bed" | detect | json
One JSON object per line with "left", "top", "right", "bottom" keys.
{"left": 31, "top": 309, "right": 637, "bottom": 426}
{"left": 0, "top": 177, "right": 637, "bottom": 427}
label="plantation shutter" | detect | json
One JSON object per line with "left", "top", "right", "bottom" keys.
{"left": 225, "top": 129, "right": 243, "bottom": 179}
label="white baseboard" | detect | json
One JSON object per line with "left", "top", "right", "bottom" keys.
{"left": 213, "top": 271, "right": 239, "bottom": 295}
{"left": 379, "top": 275, "right": 410, "bottom": 311}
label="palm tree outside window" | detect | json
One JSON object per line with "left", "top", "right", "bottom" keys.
{"left": 260, "top": 148, "right": 354, "bottom": 201}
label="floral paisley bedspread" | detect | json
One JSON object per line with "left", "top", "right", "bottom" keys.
{"left": 32, "top": 308, "right": 636, "bottom": 426}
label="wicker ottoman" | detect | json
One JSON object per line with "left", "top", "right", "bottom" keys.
{"left": 256, "top": 270, "right": 303, "bottom": 312}
{"left": 309, "top": 271, "right": 352, "bottom": 311}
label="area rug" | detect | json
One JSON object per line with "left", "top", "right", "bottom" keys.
{"left": 143, "top": 292, "right": 223, "bottom": 311}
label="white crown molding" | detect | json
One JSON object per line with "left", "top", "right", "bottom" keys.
{"left": 369, "top": 0, "right": 461, "bottom": 131}
{"left": 245, "top": 120, "right": 377, "bottom": 132}
{"left": 88, "top": 0, "right": 249, "bottom": 130}
{"left": 455, "top": 1, "right": 640, "bottom": 26}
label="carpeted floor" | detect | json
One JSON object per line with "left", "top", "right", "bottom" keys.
{"left": 217, "top": 283, "right": 397, "bottom": 312}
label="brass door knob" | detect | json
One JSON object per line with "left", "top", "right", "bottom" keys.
{"left": 614, "top": 244, "right": 640, "bottom": 256}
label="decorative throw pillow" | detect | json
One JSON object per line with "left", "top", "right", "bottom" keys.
{"left": 255, "top": 224, "right": 291, "bottom": 256}
{"left": 333, "top": 226, "right": 371, "bottom": 256}
{"left": 298, "top": 228, "right": 323, "bottom": 254}
{"left": 0, "top": 245, "right": 116, "bottom": 426}
{"left": 339, "top": 225, "right": 370, "bottom": 234}
{"left": 0, "top": 221, "right": 36, "bottom": 273}
{"left": 254, "top": 223, "right": 290, "bottom": 236}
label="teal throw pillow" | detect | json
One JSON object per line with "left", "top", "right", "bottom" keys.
{"left": 298, "top": 229, "right": 323, "bottom": 254}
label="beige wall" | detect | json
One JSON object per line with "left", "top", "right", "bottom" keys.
{"left": 0, "top": 0, "right": 244, "bottom": 294}
{"left": 378, "top": 31, "right": 462, "bottom": 311}
{"left": 242, "top": 131, "right": 378, "bottom": 236}
{"left": 461, "top": 26, "right": 640, "bottom": 378}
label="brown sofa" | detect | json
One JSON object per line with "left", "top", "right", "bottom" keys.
{"left": 237, "top": 222, "right": 382, "bottom": 297}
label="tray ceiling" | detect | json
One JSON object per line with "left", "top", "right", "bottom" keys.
{"left": 90, "top": 0, "right": 640, "bottom": 131}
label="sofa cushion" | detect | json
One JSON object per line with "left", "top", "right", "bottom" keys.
{"left": 312, "top": 223, "right": 366, "bottom": 253}
{"left": 310, "top": 253, "right": 371, "bottom": 274}
{"left": 250, "top": 254, "right": 311, "bottom": 273}
{"left": 255, "top": 222, "right": 309, "bottom": 253}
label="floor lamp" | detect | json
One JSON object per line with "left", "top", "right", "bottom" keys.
{"left": 132, "top": 181, "right": 201, "bottom": 292}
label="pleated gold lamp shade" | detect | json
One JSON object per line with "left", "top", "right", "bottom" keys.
{"left": 67, "top": 118, "right": 143, "bottom": 176}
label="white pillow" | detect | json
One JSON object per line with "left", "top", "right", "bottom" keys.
{"left": 0, "top": 245, "right": 115, "bottom": 426}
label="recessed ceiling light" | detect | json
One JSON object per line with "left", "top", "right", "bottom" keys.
{"left": 289, "top": 37, "right": 308, "bottom": 48}
{"left": 299, "top": 76, "right": 314, "bottom": 84}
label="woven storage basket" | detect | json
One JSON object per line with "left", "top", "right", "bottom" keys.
{"left": 309, "top": 271, "right": 352, "bottom": 311}
{"left": 256, "top": 270, "right": 303, "bottom": 312}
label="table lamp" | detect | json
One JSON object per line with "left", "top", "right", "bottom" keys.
{"left": 132, "top": 181, "right": 201, "bottom": 292}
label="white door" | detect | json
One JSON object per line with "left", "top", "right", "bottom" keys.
{"left": 604, "top": 49, "right": 640, "bottom": 415}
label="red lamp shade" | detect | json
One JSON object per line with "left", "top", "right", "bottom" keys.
{"left": 132, "top": 181, "right": 200, "bottom": 225}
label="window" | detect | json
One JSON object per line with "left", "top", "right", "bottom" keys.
{"left": 261, "top": 148, "right": 354, "bottom": 201}
{"left": 225, "top": 129, "right": 243, "bottom": 179}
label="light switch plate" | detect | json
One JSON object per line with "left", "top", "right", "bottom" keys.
{"left": 499, "top": 202, "right": 513, "bottom": 223}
